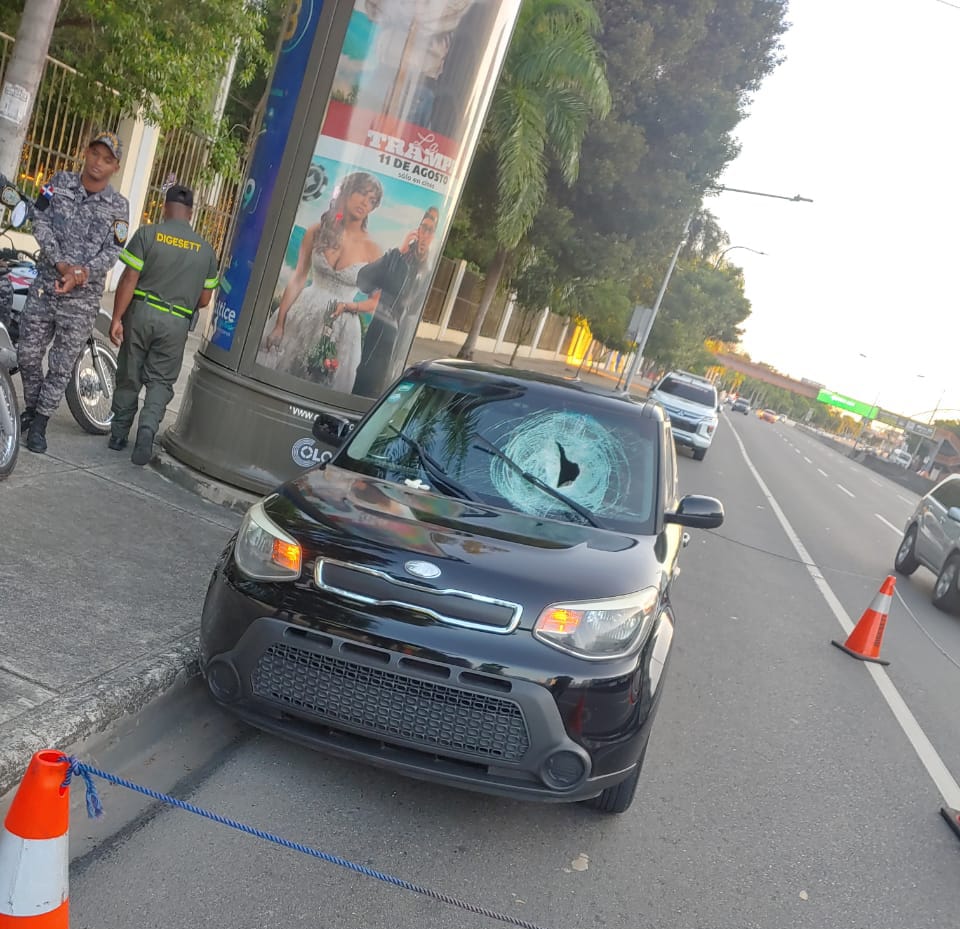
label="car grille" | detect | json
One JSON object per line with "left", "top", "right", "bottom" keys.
{"left": 252, "top": 641, "right": 531, "bottom": 762}
{"left": 315, "top": 559, "right": 522, "bottom": 632}
{"left": 665, "top": 411, "right": 700, "bottom": 433}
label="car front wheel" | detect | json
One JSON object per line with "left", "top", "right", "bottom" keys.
{"left": 894, "top": 525, "right": 920, "bottom": 576}
{"left": 585, "top": 742, "right": 647, "bottom": 814}
{"left": 932, "top": 554, "right": 960, "bottom": 615}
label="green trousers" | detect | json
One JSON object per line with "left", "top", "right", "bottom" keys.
{"left": 110, "top": 301, "right": 190, "bottom": 436}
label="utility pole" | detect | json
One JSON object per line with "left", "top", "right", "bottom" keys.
{"left": 619, "top": 211, "right": 693, "bottom": 395}
{"left": 0, "top": 0, "right": 61, "bottom": 181}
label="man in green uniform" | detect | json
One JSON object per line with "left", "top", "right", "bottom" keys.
{"left": 108, "top": 185, "right": 218, "bottom": 465}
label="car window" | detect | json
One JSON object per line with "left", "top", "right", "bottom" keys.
{"left": 932, "top": 478, "right": 960, "bottom": 511}
{"left": 342, "top": 373, "right": 659, "bottom": 532}
{"left": 657, "top": 377, "right": 716, "bottom": 407}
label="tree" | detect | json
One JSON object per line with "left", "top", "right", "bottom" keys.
{"left": 0, "top": 0, "right": 60, "bottom": 180}
{"left": 0, "top": 0, "right": 279, "bottom": 173}
{"left": 456, "top": 0, "right": 611, "bottom": 359}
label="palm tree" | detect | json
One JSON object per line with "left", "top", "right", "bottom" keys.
{"left": 457, "top": 0, "right": 610, "bottom": 360}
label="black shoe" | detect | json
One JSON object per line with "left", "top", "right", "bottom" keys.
{"left": 20, "top": 407, "right": 36, "bottom": 432}
{"left": 26, "top": 413, "right": 49, "bottom": 454}
{"left": 131, "top": 427, "right": 155, "bottom": 466}
{"left": 108, "top": 433, "right": 128, "bottom": 451}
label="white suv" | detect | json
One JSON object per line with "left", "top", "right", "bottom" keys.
{"left": 648, "top": 371, "right": 719, "bottom": 461}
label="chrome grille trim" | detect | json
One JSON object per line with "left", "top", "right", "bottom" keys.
{"left": 314, "top": 558, "right": 523, "bottom": 633}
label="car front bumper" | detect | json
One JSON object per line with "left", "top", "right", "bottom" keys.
{"left": 200, "top": 561, "right": 670, "bottom": 803}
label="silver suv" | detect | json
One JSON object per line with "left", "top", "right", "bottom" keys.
{"left": 895, "top": 474, "right": 960, "bottom": 613}
{"left": 648, "top": 371, "right": 718, "bottom": 461}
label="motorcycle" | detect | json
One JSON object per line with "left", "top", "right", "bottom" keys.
{"left": 0, "top": 189, "right": 27, "bottom": 479}
{"left": 0, "top": 177, "right": 119, "bottom": 438}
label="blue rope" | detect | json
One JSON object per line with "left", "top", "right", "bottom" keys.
{"left": 59, "top": 756, "right": 554, "bottom": 929}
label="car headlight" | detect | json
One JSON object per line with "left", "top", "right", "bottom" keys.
{"left": 234, "top": 499, "right": 302, "bottom": 581}
{"left": 534, "top": 588, "right": 659, "bottom": 659}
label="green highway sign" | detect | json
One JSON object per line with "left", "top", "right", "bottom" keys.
{"left": 816, "top": 389, "right": 878, "bottom": 419}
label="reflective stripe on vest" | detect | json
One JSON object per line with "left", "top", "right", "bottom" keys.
{"left": 133, "top": 288, "right": 194, "bottom": 319}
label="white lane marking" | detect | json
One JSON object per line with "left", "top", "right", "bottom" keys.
{"left": 804, "top": 456, "right": 812, "bottom": 464}
{"left": 898, "top": 495, "right": 912, "bottom": 504}
{"left": 837, "top": 484, "right": 856, "bottom": 498}
{"left": 875, "top": 514, "right": 902, "bottom": 535}
{"left": 870, "top": 478, "right": 882, "bottom": 487}
{"left": 728, "top": 427, "right": 960, "bottom": 808}
{"left": 817, "top": 468, "right": 828, "bottom": 477}
{"left": 795, "top": 448, "right": 801, "bottom": 454}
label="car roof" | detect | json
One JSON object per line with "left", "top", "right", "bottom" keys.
{"left": 662, "top": 370, "right": 714, "bottom": 385}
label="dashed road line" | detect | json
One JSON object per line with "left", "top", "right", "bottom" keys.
{"left": 837, "top": 484, "right": 856, "bottom": 498}
{"left": 875, "top": 514, "right": 902, "bottom": 535}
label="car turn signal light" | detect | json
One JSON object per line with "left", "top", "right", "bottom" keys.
{"left": 272, "top": 539, "right": 302, "bottom": 574}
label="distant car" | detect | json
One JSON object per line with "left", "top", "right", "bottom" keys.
{"left": 647, "top": 370, "right": 719, "bottom": 461}
{"left": 895, "top": 474, "right": 960, "bottom": 613}
{"left": 760, "top": 409, "right": 777, "bottom": 423}
{"left": 731, "top": 398, "right": 750, "bottom": 415}
{"left": 200, "top": 360, "right": 725, "bottom": 813}
{"left": 889, "top": 448, "right": 912, "bottom": 468}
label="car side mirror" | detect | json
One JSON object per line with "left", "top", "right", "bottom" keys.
{"left": 664, "top": 494, "right": 724, "bottom": 529}
{"left": 312, "top": 412, "right": 354, "bottom": 445}
{"left": 947, "top": 506, "right": 960, "bottom": 524}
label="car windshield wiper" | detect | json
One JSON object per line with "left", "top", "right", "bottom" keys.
{"left": 470, "top": 432, "right": 602, "bottom": 528}
{"left": 387, "top": 425, "right": 478, "bottom": 502}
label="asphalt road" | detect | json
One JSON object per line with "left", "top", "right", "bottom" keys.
{"left": 65, "top": 413, "right": 960, "bottom": 929}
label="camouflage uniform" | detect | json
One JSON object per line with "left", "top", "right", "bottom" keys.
{"left": 17, "top": 171, "right": 129, "bottom": 417}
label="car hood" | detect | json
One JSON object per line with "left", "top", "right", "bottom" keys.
{"left": 268, "top": 465, "right": 664, "bottom": 620}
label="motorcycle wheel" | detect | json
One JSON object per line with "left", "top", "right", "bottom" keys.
{"left": 65, "top": 334, "right": 118, "bottom": 435}
{"left": 0, "top": 365, "right": 20, "bottom": 480}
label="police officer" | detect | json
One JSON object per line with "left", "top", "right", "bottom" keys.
{"left": 18, "top": 131, "right": 130, "bottom": 453}
{"left": 108, "top": 184, "right": 218, "bottom": 465}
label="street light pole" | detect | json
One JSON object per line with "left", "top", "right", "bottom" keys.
{"left": 713, "top": 245, "right": 767, "bottom": 270}
{"left": 619, "top": 210, "right": 693, "bottom": 394}
{"left": 618, "top": 183, "right": 812, "bottom": 395}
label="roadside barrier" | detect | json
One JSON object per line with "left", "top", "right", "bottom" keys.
{"left": 0, "top": 751, "right": 70, "bottom": 927}
{"left": 0, "top": 752, "right": 556, "bottom": 929}
{"left": 831, "top": 575, "right": 895, "bottom": 665}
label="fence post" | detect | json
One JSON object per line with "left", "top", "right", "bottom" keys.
{"left": 106, "top": 114, "right": 160, "bottom": 291}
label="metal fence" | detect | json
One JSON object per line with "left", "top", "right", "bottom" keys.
{"left": 0, "top": 31, "right": 122, "bottom": 197}
{"left": 1, "top": 32, "right": 248, "bottom": 260}
{"left": 142, "top": 127, "right": 250, "bottom": 261}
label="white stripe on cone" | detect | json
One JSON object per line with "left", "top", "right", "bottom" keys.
{"left": 0, "top": 830, "right": 69, "bottom": 917}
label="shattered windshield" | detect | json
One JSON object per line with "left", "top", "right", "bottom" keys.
{"left": 341, "top": 371, "right": 658, "bottom": 532}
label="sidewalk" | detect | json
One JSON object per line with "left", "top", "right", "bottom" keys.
{"left": 0, "top": 321, "right": 649, "bottom": 796}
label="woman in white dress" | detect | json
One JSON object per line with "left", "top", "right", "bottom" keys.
{"left": 259, "top": 172, "right": 384, "bottom": 392}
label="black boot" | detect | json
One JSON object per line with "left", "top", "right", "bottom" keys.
{"left": 131, "top": 426, "right": 155, "bottom": 466}
{"left": 26, "top": 412, "right": 49, "bottom": 454}
{"left": 108, "top": 430, "right": 128, "bottom": 451}
{"left": 20, "top": 407, "right": 36, "bottom": 432}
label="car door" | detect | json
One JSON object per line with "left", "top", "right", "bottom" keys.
{"left": 917, "top": 478, "right": 960, "bottom": 568}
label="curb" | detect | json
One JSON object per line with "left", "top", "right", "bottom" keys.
{"left": 0, "top": 632, "right": 201, "bottom": 798}
{"left": 152, "top": 446, "right": 260, "bottom": 516}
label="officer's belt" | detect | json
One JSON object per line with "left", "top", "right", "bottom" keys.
{"left": 133, "top": 288, "right": 194, "bottom": 319}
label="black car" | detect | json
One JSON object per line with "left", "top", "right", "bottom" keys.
{"left": 200, "top": 361, "right": 723, "bottom": 813}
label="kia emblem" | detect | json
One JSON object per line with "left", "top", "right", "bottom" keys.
{"left": 404, "top": 560, "right": 441, "bottom": 580}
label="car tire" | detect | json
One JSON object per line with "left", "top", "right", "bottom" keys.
{"left": 692, "top": 447, "right": 707, "bottom": 461}
{"left": 585, "top": 742, "right": 646, "bottom": 814}
{"left": 894, "top": 525, "right": 920, "bottom": 576}
{"left": 932, "top": 554, "right": 960, "bottom": 615}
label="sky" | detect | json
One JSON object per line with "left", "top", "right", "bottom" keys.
{"left": 709, "top": 0, "right": 959, "bottom": 424}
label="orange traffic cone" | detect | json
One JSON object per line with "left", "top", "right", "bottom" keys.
{"left": 0, "top": 751, "right": 71, "bottom": 927}
{"left": 831, "top": 576, "right": 895, "bottom": 665}
{"left": 942, "top": 806, "right": 960, "bottom": 842}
